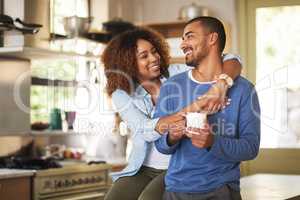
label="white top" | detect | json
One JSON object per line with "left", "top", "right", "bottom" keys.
{"left": 142, "top": 100, "right": 171, "bottom": 169}
{"left": 188, "top": 70, "right": 217, "bottom": 84}
{"left": 143, "top": 142, "right": 171, "bottom": 169}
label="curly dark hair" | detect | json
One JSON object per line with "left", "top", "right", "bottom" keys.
{"left": 102, "top": 27, "right": 170, "bottom": 96}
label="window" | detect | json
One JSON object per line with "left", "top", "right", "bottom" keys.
{"left": 31, "top": 59, "right": 77, "bottom": 123}
{"left": 30, "top": 0, "right": 106, "bottom": 125}
{"left": 49, "top": 0, "right": 103, "bottom": 56}
{"left": 256, "top": 6, "right": 300, "bottom": 148}
{"left": 238, "top": 0, "right": 300, "bottom": 148}
{"left": 50, "top": 0, "right": 89, "bottom": 35}
{"left": 237, "top": 0, "right": 300, "bottom": 176}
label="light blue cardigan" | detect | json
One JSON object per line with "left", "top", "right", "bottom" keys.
{"left": 110, "top": 55, "right": 241, "bottom": 182}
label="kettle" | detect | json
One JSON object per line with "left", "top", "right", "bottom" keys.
{"left": 178, "top": 3, "right": 209, "bottom": 20}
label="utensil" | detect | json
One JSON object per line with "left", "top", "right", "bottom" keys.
{"left": 86, "top": 19, "right": 135, "bottom": 43}
{"left": 0, "top": 14, "right": 42, "bottom": 34}
{"left": 63, "top": 16, "right": 92, "bottom": 38}
{"left": 178, "top": 3, "right": 209, "bottom": 20}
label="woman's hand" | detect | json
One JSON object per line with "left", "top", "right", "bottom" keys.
{"left": 167, "top": 118, "right": 186, "bottom": 146}
{"left": 183, "top": 56, "right": 241, "bottom": 114}
{"left": 181, "top": 79, "right": 231, "bottom": 114}
{"left": 155, "top": 112, "right": 186, "bottom": 135}
{"left": 199, "top": 79, "right": 230, "bottom": 114}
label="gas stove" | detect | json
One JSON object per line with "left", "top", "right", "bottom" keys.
{"left": 0, "top": 157, "right": 111, "bottom": 200}
{"left": 0, "top": 157, "right": 62, "bottom": 170}
{"left": 33, "top": 163, "right": 111, "bottom": 200}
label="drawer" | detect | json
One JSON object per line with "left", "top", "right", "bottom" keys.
{"left": 0, "top": 177, "right": 31, "bottom": 200}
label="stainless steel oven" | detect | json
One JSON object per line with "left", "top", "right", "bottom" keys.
{"left": 33, "top": 163, "right": 111, "bottom": 200}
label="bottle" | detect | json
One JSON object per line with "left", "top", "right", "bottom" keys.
{"left": 62, "top": 115, "right": 68, "bottom": 132}
{"left": 49, "top": 108, "right": 62, "bottom": 130}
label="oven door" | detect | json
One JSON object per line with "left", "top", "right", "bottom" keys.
{"left": 43, "top": 191, "right": 106, "bottom": 200}
{"left": 62, "top": 191, "right": 106, "bottom": 200}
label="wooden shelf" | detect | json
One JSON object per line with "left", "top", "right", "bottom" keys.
{"left": 31, "top": 77, "right": 77, "bottom": 87}
{"left": 144, "top": 21, "right": 186, "bottom": 38}
{"left": 30, "top": 130, "right": 91, "bottom": 136}
{"left": 0, "top": 47, "right": 99, "bottom": 60}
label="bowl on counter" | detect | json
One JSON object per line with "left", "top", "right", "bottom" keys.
{"left": 31, "top": 122, "right": 49, "bottom": 130}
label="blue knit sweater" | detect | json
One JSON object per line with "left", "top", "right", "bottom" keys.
{"left": 154, "top": 70, "right": 261, "bottom": 193}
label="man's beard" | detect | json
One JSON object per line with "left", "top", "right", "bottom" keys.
{"left": 185, "top": 46, "right": 208, "bottom": 67}
{"left": 185, "top": 52, "right": 206, "bottom": 67}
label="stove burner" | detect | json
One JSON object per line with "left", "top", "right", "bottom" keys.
{"left": 0, "top": 157, "right": 62, "bottom": 170}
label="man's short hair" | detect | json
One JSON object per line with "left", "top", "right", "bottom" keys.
{"left": 185, "top": 16, "right": 226, "bottom": 53}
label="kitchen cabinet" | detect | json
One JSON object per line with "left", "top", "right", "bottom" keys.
{"left": 0, "top": 176, "right": 31, "bottom": 200}
{"left": 144, "top": 21, "right": 186, "bottom": 38}
{"left": 0, "top": 0, "right": 25, "bottom": 52}
{"left": 0, "top": 0, "right": 102, "bottom": 59}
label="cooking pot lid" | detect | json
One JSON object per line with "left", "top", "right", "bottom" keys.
{"left": 87, "top": 19, "right": 136, "bottom": 43}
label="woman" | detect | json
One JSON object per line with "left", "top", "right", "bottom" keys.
{"left": 102, "top": 27, "right": 242, "bottom": 200}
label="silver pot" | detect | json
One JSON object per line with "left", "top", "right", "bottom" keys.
{"left": 178, "top": 3, "right": 209, "bottom": 20}
{"left": 63, "top": 16, "right": 93, "bottom": 38}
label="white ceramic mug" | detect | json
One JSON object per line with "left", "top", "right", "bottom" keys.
{"left": 186, "top": 112, "right": 207, "bottom": 135}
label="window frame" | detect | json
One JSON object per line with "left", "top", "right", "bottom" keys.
{"left": 237, "top": 0, "right": 300, "bottom": 176}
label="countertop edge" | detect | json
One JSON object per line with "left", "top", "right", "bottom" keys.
{"left": 0, "top": 169, "right": 36, "bottom": 180}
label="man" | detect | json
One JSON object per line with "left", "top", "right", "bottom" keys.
{"left": 154, "top": 16, "right": 260, "bottom": 200}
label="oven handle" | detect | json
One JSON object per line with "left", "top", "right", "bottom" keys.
{"left": 62, "top": 192, "right": 106, "bottom": 200}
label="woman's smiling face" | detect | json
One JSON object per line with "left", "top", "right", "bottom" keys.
{"left": 136, "top": 39, "right": 161, "bottom": 83}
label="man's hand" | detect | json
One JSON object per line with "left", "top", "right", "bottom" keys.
{"left": 167, "top": 119, "right": 186, "bottom": 146}
{"left": 185, "top": 125, "right": 214, "bottom": 149}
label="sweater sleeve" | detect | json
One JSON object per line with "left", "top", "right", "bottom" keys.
{"left": 154, "top": 83, "right": 180, "bottom": 154}
{"left": 223, "top": 53, "right": 243, "bottom": 66}
{"left": 210, "top": 85, "right": 261, "bottom": 162}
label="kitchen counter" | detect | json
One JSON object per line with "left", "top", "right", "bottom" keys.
{"left": 0, "top": 169, "right": 35, "bottom": 179}
{"left": 241, "top": 173, "right": 300, "bottom": 200}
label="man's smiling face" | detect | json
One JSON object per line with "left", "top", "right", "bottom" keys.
{"left": 180, "top": 21, "right": 210, "bottom": 67}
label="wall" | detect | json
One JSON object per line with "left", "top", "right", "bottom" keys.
{"left": 90, "top": 0, "right": 109, "bottom": 31}
{"left": 108, "top": 0, "right": 238, "bottom": 53}
{"left": 0, "top": 58, "right": 32, "bottom": 157}
{"left": 0, "top": 136, "right": 32, "bottom": 157}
